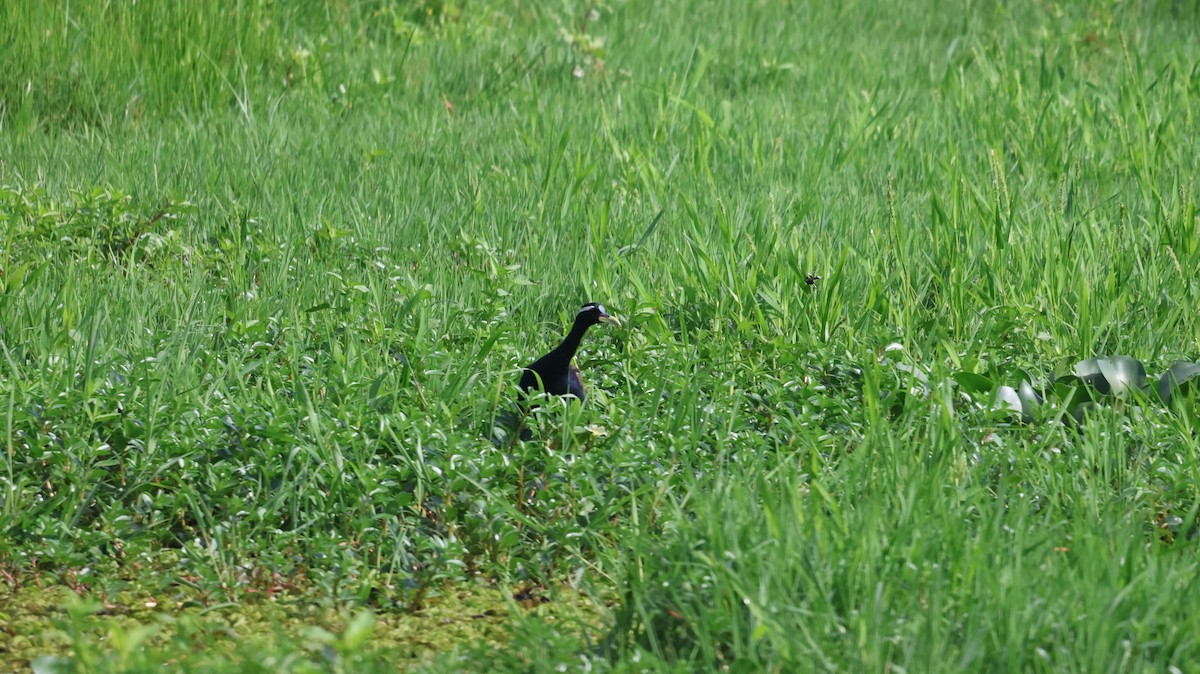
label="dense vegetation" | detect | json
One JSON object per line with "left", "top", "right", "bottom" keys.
{"left": 2, "top": 0, "right": 1199, "bottom": 671}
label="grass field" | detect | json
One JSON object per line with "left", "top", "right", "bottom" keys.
{"left": 2, "top": 0, "right": 1200, "bottom": 671}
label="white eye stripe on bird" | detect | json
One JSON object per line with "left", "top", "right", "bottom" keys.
{"left": 578, "top": 303, "right": 605, "bottom": 315}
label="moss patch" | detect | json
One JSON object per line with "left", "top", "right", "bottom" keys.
{"left": 0, "top": 581, "right": 609, "bottom": 671}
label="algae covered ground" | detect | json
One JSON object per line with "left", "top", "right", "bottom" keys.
{"left": 2, "top": 0, "right": 1200, "bottom": 671}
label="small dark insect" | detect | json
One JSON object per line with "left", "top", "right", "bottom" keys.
{"left": 805, "top": 273, "right": 822, "bottom": 287}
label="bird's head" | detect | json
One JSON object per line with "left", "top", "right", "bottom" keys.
{"left": 575, "top": 302, "right": 621, "bottom": 328}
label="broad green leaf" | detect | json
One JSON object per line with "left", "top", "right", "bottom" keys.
{"left": 993, "top": 385, "right": 1023, "bottom": 416}
{"left": 1066, "top": 358, "right": 1109, "bottom": 394}
{"left": 1051, "top": 381, "right": 1094, "bottom": 411}
{"left": 1095, "top": 356, "right": 1146, "bottom": 397}
{"left": 1159, "top": 361, "right": 1200, "bottom": 406}
{"left": 1057, "top": 356, "right": 1146, "bottom": 398}
{"left": 892, "top": 361, "right": 929, "bottom": 387}
{"left": 953, "top": 372, "right": 994, "bottom": 394}
{"left": 1017, "top": 379, "right": 1041, "bottom": 421}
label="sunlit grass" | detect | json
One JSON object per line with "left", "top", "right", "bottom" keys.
{"left": 2, "top": 0, "right": 1200, "bottom": 671}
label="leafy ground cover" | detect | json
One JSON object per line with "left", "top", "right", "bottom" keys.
{"left": 2, "top": 0, "right": 1199, "bottom": 671}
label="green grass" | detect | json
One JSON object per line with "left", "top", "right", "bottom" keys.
{"left": 2, "top": 0, "right": 1200, "bottom": 671}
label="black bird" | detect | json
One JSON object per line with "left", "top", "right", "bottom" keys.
{"left": 519, "top": 302, "right": 621, "bottom": 403}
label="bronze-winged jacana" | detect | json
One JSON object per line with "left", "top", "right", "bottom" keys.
{"left": 519, "top": 302, "right": 620, "bottom": 403}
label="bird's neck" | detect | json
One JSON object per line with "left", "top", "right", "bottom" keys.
{"left": 550, "top": 320, "right": 589, "bottom": 361}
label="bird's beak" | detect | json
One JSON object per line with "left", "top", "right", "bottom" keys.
{"left": 598, "top": 313, "right": 622, "bottom": 327}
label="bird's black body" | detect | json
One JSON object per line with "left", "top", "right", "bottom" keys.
{"left": 519, "top": 303, "right": 619, "bottom": 404}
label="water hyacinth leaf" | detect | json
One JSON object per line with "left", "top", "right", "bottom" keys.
{"left": 900, "top": 362, "right": 927, "bottom": 383}
{"left": 1095, "top": 356, "right": 1147, "bottom": 397}
{"left": 1051, "top": 381, "right": 1094, "bottom": 412}
{"left": 1055, "top": 356, "right": 1146, "bottom": 399}
{"left": 892, "top": 361, "right": 929, "bottom": 390}
{"left": 1159, "top": 361, "right": 1200, "bottom": 406}
{"left": 1066, "top": 358, "right": 1110, "bottom": 394}
{"left": 880, "top": 343, "right": 928, "bottom": 389}
{"left": 1018, "top": 379, "right": 1042, "bottom": 420}
{"left": 992, "top": 385, "right": 1023, "bottom": 416}
{"left": 953, "top": 372, "right": 994, "bottom": 395}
